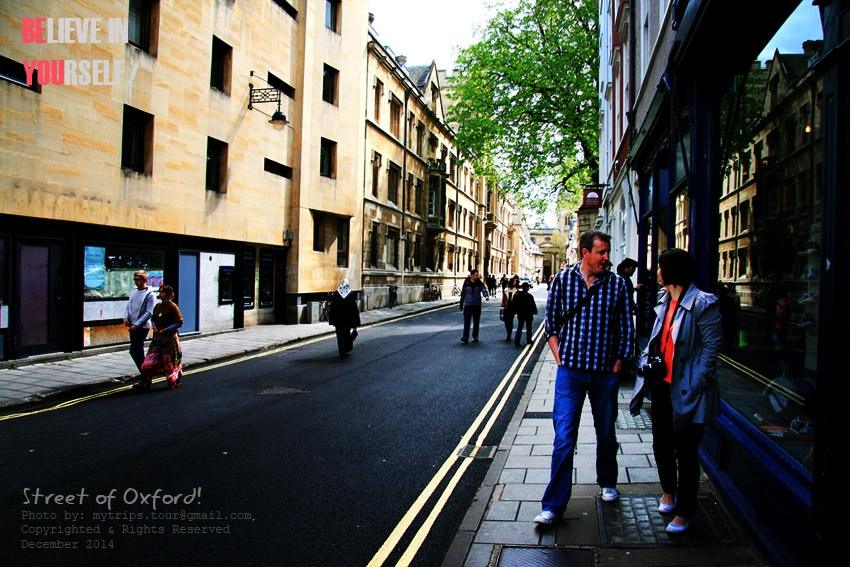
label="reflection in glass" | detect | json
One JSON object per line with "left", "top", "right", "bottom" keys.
{"left": 716, "top": 1, "right": 822, "bottom": 471}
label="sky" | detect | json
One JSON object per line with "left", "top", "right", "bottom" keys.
{"left": 758, "top": 1, "right": 823, "bottom": 61}
{"left": 365, "top": 0, "right": 498, "bottom": 71}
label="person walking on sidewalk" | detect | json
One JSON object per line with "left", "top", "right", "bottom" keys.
{"left": 630, "top": 248, "right": 722, "bottom": 534}
{"left": 138, "top": 285, "right": 184, "bottom": 391}
{"left": 511, "top": 282, "right": 537, "bottom": 346}
{"left": 123, "top": 270, "right": 155, "bottom": 374}
{"left": 328, "top": 279, "right": 361, "bottom": 358}
{"left": 459, "top": 269, "right": 489, "bottom": 344}
{"left": 534, "top": 230, "right": 634, "bottom": 526}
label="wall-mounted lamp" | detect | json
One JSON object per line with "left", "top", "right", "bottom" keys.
{"left": 249, "top": 70, "right": 289, "bottom": 130}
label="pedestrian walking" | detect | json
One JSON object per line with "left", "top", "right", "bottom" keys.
{"left": 123, "top": 270, "right": 155, "bottom": 373}
{"left": 500, "top": 274, "right": 508, "bottom": 291}
{"left": 459, "top": 269, "right": 489, "bottom": 343}
{"left": 328, "top": 279, "right": 361, "bottom": 358}
{"left": 629, "top": 248, "right": 722, "bottom": 534}
{"left": 533, "top": 230, "right": 634, "bottom": 526}
{"left": 510, "top": 282, "right": 537, "bottom": 346}
{"left": 616, "top": 258, "right": 640, "bottom": 313}
{"left": 487, "top": 274, "right": 497, "bottom": 298}
{"left": 501, "top": 275, "right": 520, "bottom": 341}
{"left": 138, "top": 285, "right": 184, "bottom": 391}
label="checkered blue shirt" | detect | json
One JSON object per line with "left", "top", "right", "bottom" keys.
{"left": 545, "top": 263, "right": 634, "bottom": 372}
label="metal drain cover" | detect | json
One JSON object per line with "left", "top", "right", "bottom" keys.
{"left": 497, "top": 546, "right": 594, "bottom": 567}
{"left": 256, "top": 387, "right": 309, "bottom": 396}
{"left": 457, "top": 445, "right": 497, "bottom": 459}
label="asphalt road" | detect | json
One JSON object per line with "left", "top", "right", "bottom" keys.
{"left": 0, "top": 292, "right": 547, "bottom": 567}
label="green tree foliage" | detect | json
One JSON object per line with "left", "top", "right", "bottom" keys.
{"left": 448, "top": 0, "right": 599, "bottom": 210}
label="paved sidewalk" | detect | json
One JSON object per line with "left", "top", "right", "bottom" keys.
{"left": 0, "top": 297, "right": 456, "bottom": 411}
{"left": 444, "top": 348, "right": 769, "bottom": 567}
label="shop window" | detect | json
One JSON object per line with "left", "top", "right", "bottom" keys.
{"left": 0, "top": 239, "right": 7, "bottom": 359}
{"left": 243, "top": 249, "right": 255, "bottom": 309}
{"left": 259, "top": 250, "right": 274, "bottom": 308}
{"left": 715, "top": 3, "right": 822, "bottom": 471}
{"left": 83, "top": 246, "right": 164, "bottom": 301}
{"left": 128, "top": 0, "right": 159, "bottom": 55}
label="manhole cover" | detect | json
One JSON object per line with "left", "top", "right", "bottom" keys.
{"left": 497, "top": 546, "right": 594, "bottom": 567}
{"left": 457, "top": 445, "right": 497, "bottom": 459}
{"left": 256, "top": 387, "right": 309, "bottom": 396}
{"left": 598, "top": 495, "right": 743, "bottom": 547}
{"left": 615, "top": 408, "right": 652, "bottom": 430}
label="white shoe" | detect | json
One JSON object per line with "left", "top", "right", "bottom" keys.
{"left": 658, "top": 497, "right": 675, "bottom": 513}
{"left": 601, "top": 487, "right": 619, "bottom": 502}
{"left": 533, "top": 510, "right": 557, "bottom": 525}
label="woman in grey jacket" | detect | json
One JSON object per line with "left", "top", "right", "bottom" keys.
{"left": 631, "top": 248, "right": 722, "bottom": 534}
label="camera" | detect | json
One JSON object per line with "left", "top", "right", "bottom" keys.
{"left": 639, "top": 355, "right": 667, "bottom": 381}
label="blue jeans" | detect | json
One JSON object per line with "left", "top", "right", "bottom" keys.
{"left": 462, "top": 305, "right": 482, "bottom": 339}
{"left": 541, "top": 367, "right": 620, "bottom": 514}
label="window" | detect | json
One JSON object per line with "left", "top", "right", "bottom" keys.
{"left": 386, "top": 228, "right": 399, "bottom": 268}
{"left": 374, "top": 79, "right": 383, "bottom": 121}
{"left": 387, "top": 162, "right": 400, "bottom": 204}
{"left": 371, "top": 152, "right": 381, "bottom": 197}
{"left": 128, "top": 0, "right": 159, "bottom": 55}
{"left": 313, "top": 213, "right": 324, "bottom": 252}
{"left": 407, "top": 174, "right": 414, "bottom": 211}
{"left": 416, "top": 122, "right": 425, "bottom": 155}
{"left": 271, "top": 0, "right": 298, "bottom": 19}
{"left": 390, "top": 97, "right": 402, "bottom": 138}
{"left": 320, "top": 138, "right": 336, "bottom": 178}
{"left": 322, "top": 64, "right": 338, "bottom": 105}
{"left": 122, "top": 105, "right": 154, "bottom": 175}
{"left": 206, "top": 137, "right": 228, "bottom": 192}
{"left": 336, "top": 218, "right": 349, "bottom": 267}
{"left": 325, "top": 0, "right": 339, "bottom": 33}
{"left": 264, "top": 158, "right": 292, "bottom": 179}
{"left": 431, "top": 85, "right": 438, "bottom": 113}
{"left": 267, "top": 71, "right": 295, "bottom": 99}
{"left": 0, "top": 54, "right": 40, "bottom": 91}
{"left": 737, "top": 247, "right": 748, "bottom": 277}
{"left": 740, "top": 201, "right": 750, "bottom": 231}
{"left": 416, "top": 178, "right": 424, "bottom": 215}
{"left": 218, "top": 266, "right": 235, "bottom": 305}
{"left": 243, "top": 249, "right": 255, "bottom": 309}
{"left": 258, "top": 250, "right": 275, "bottom": 308}
{"left": 83, "top": 246, "right": 164, "bottom": 301}
{"left": 210, "top": 36, "right": 232, "bottom": 94}
{"left": 370, "top": 223, "right": 379, "bottom": 267}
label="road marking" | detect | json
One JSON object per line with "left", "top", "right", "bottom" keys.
{"left": 367, "top": 322, "right": 545, "bottom": 566}
{"left": 0, "top": 303, "right": 453, "bottom": 421}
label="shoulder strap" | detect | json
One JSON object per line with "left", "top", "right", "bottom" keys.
{"left": 561, "top": 281, "right": 602, "bottom": 325}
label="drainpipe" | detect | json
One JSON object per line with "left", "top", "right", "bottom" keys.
{"left": 401, "top": 90, "right": 409, "bottom": 295}
{"left": 361, "top": 44, "right": 372, "bottom": 310}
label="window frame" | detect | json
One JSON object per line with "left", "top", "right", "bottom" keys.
{"left": 206, "top": 136, "right": 228, "bottom": 193}
{"left": 210, "top": 35, "right": 232, "bottom": 95}
{"left": 320, "top": 138, "right": 337, "bottom": 178}
{"left": 121, "top": 104, "right": 154, "bottom": 175}
{"left": 322, "top": 63, "right": 339, "bottom": 105}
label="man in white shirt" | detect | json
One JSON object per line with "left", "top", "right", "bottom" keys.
{"left": 123, "top": 270, "right": 155, "bottom": 372}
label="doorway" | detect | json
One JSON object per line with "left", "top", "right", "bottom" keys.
{"left": 17, "top": 241, "right": 63, "bottom": 356}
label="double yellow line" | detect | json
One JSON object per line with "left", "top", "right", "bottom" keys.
{"left": 367, "top": 322, "right": 546, "bottom": 566}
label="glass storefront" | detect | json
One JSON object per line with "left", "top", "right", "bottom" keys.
{"left": 83, "top": 245, "right": 165, "bottom": 324}
{"left": 715, "top": 1, "right": 822, "bottom": 471}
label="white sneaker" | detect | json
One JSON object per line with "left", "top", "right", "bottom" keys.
{"left": 533, "top": 510, "right": 557, "bottom": 525}
{"left": 601, "top": 487, "right": 619, "bottom": 502}
{"left": 658, "top": 497, "right": 675, "bottom": 513}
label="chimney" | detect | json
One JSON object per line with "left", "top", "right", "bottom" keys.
{"left": 396, "top": 55, "right": 407, "bottom": 67}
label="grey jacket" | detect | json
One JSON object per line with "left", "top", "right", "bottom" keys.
{"left": 630, "top": 284, "right": 722, "bottom": 430}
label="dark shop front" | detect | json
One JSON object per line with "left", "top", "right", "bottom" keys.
{"left": 629, "top": 1, "right": 847, "bottom": 564}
